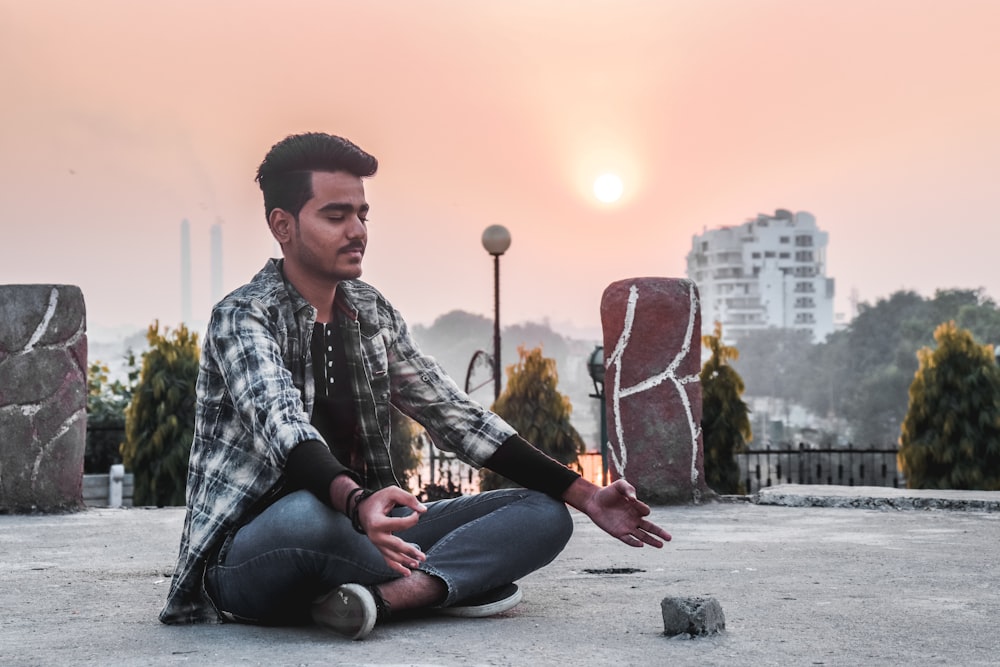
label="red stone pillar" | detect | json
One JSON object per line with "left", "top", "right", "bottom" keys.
{"left": 600, "top": 278, "right": 709, "bottom": 504}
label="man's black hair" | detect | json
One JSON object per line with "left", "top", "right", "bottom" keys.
{"left": 255, "top": 132, "right": 378, "bottom": 220}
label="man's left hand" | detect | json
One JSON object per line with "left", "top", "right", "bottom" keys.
{"left": 564, "top": 477, "right": 672, "bottom": 548}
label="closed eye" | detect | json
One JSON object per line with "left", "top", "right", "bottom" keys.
{"left": 318, "top": 202, "right": 370, "bottom": 221}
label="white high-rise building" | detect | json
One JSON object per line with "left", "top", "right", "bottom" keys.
{"left": 686, "top": 209, "right": 835, "bottom": 342}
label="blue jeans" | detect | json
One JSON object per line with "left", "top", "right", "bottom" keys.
{"left": 204, "top": 488, "right": 574, "bottom": 625}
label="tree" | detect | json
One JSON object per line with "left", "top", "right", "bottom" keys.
{"left": 825, "top": 291, "right": 930, "bottom": 444}
{"left": 898, "top": 321, "right": 1000, "bottom": 490}
{"left": 480, "top": 346, "right": 585, "bottom": 491}
{"left": 121, "top": 322, "right": 200, "bottom": 506}
{"left": 693, "top": 288, "right": 1000, "bottom": 448}
{"left": 701, "top": 322, "right": 752, "bottom": 494}
{"left": 804, "top": 288, "right": 1000, "bottom": 445}
{"left": 957, "top": 302, "right": 1000, "bottom": 348}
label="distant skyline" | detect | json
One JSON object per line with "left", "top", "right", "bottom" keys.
{"left": 3, "top": 1, "right": 999, "bottom": 341}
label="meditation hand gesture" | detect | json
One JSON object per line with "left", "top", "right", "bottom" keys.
{"left": 346, "top": 485, "right": 428, "bottom": 576}
{"left": 566, "top": 478, "right": 672, "bottom": 548}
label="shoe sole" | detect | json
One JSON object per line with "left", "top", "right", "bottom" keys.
{"left": 439, "top": 585, "right": 523, "bottom": 618}
{"left": 311, "top": 583, "right": 377, "bottom": 640}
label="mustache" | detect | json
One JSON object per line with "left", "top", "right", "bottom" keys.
{"left": 340, "top": 241, "right": 366, "bottom": 253}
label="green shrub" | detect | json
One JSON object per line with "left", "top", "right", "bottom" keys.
{"left": 481, "top": 346, "right": 584, "bottom": 491}
{"left": 121, "top": 322, "right": 200, "bottom": 506}
{"left": 899, "top": 321, "right": 1000, "bottom": 489}
{"left": 701, "top": 322, "right": 752, "bottom": 495}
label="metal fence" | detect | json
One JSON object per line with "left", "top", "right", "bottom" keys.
{"left": 412, "top": 434, "right": 481, "bottom": 500}
{"left": 736, "top": 443, "right": 904, "bottom": 495}
{"left": 85, "top": 424, "right": 904, "bottom": 498}
{"left": 84, "top": 424, "right": 126, "bottom": 474}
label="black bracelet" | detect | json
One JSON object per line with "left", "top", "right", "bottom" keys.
{"left": 350, "top": 489, "right": 374, "bottom": 535}
{"left": 344, "top": 487, "right": 365, "bottom": 516}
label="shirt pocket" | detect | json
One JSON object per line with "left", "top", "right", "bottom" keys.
{"left": 281, "top": 327, "right": 301, "bottom": 370}
{"left": 359, "top": 325, "right": 390, "bottom": 401}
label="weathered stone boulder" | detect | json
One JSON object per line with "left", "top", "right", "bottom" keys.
{"left": 600, "top": 278, "right": 709, "bottom": 504}
{"left": 0, "top": 285, "right": 87, "bottom": 512}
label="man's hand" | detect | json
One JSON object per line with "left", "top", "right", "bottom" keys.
{"left": 356, "top": 486, "right": 428, "bottom": 576}
{"left": 563, "top": 477, "right": 672, "bottom": 548}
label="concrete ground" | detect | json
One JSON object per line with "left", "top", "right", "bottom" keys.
{"left": 2, "top": 485, "right": 999, "bottom": 667}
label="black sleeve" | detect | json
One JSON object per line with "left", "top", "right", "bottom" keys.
{"left": 483, "top": 435, "right": 581, "bottom": 498}
{"left": 285, "top": 439, "right": 361, "bottom": 507}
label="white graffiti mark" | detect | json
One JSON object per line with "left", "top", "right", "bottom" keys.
{"left": 24, "top": 287, "right": 59, "bottom": 353}
{"left": 605, "top": 282, "right": 702, "bottom": 485}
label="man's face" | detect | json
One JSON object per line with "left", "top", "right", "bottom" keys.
{"left": 284, "top": 171, "right": 369, "bottom": 284}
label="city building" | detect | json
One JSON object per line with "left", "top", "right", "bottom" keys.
{"left": 686, "top": 209, "right": 835, "bottom": 342}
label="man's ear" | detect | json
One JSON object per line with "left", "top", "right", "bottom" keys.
{"left": 268, "top": 209, "right": 294, "bottom": 245}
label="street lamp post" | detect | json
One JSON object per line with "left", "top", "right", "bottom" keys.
{"left": 587, "top": 345, "right": 608, "bottom": 486}
{"left": 481, "top": 225, "right": 511, "bottom": 402}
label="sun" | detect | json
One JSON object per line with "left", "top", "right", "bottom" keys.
{"left": 593, "top": 173, "right": 624, "bottom": 203}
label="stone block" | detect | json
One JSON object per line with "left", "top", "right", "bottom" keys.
{"left": 0, "top": 285, "right": 55, "bottom": 352}
{"left": 0, "top": 285, "right": 87, "bottom": 512}
{"left": 0, "top": 347, "right": 75, "bottom": 406}
{"left": 661, "top": 596, "right": 726, "bottom": 637}
{"left": 600, "top": 278, "right": 709, "bottom": 504}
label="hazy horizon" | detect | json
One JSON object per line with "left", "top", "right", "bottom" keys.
{"left": 3, "top": 1, "right": 998, "bottom": 337}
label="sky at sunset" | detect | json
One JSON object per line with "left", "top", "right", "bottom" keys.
{"left": 2, "top": 1, "right": 998, "bottom": 343}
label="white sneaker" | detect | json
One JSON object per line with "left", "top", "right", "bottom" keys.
{"left": 311, "top": 583, "right": 377, "bottom": 640}
{"left": 440, "top": 583, "right": 522, "bottom": 618}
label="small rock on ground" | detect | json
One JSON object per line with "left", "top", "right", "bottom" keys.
{"left": 661, "top": 596, "right": 726, "bottom": 637}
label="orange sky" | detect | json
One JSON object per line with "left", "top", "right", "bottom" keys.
{"left": 2, "top": 0, "right": 999, "bottom": 341}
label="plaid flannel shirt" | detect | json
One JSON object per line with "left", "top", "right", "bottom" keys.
{"left": 160, "top": 259, "right": 515, "bottom": 624}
